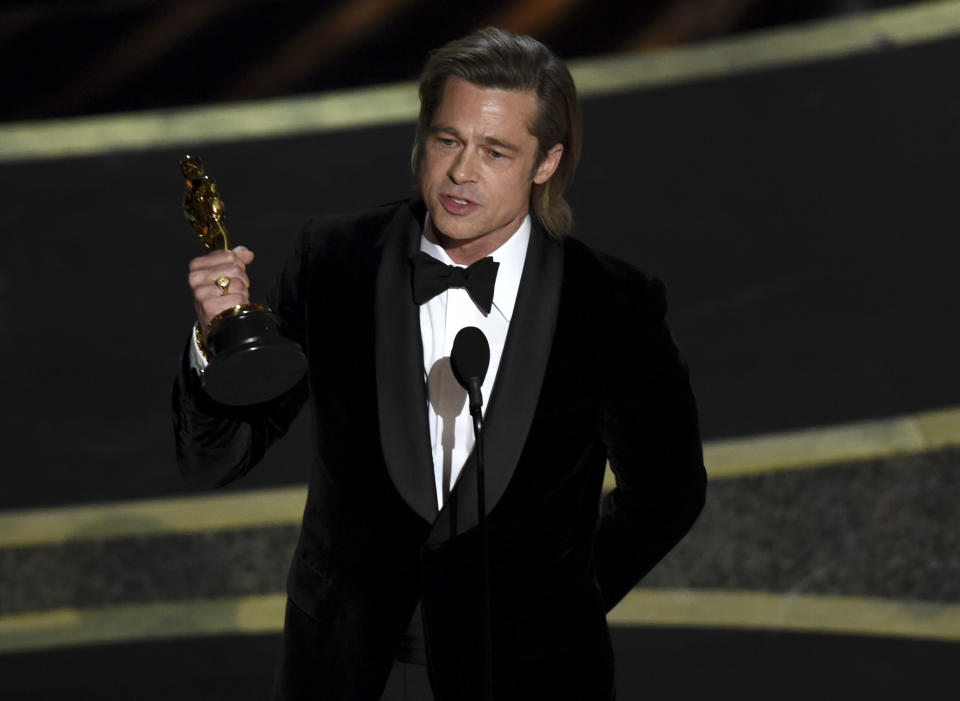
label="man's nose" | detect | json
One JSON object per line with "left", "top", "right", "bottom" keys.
{"left": 448, "top": 148, "right": 478, "bottom": 184}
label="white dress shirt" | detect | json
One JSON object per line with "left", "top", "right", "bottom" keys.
{"left": 419, "top": 214, "right": 530, "bottom": 508}
{"left": 190, "top": 213, "right": 531, "bottom": 509}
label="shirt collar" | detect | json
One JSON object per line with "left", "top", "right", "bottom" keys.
{"left": 420, "top": 213, "right": 530, "bottom": 322}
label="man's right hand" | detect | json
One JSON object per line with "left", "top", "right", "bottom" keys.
{"left": 188, "top": 245, "right": 255, "bottom": 344}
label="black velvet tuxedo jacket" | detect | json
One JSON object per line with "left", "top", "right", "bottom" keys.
{"left": 173, "top": 199, "right": 706, "bottom": 701}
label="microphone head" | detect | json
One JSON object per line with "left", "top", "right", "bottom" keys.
{"left": 450, "top": 326, "right": 490, "bottom": 390}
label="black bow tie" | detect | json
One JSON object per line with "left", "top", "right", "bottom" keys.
{"left": 411, "top": 251, "right": 500, "bottom": 314}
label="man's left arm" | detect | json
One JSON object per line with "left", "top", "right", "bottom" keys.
{"left": 594, "top": 273, "right": 707, "bottom": 611}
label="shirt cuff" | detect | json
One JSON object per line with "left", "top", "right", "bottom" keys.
{"left": 189, "top": 322, "right": 210, "bottom": 374}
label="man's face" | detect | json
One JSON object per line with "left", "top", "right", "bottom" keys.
{"left": 419, "top": 77, "right": 562, "bottom": 261}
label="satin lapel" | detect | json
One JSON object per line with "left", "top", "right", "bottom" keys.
{"left": 375, "top": 201, "right": 438, "bottom": 524}
{"left": 427, "top": 221, "right": 564, "bottom": 544}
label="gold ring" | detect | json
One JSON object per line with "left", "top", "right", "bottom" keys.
{"left": 215, "top": 276, "right": 230, "bottom": 295}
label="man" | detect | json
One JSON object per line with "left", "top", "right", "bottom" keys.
{"left": 174, "top": 27, "right": 706, "bottom": 701}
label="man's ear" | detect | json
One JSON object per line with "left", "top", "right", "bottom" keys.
{"left": 533, "top": 143, "right": 564, "bottom": 184}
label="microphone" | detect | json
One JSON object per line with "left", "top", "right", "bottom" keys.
{"left": 450, "top": 326, "right": 490, "bottom": 417}
{"left": 449, "top": 324, "right": 493, "bottom": 700}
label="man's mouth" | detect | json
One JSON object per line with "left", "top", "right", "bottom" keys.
{"left": 439, "top": 194, "right": 479, "bottom": 214}
{"left": 443, "top": 193, "right": 475, "bottom": 205}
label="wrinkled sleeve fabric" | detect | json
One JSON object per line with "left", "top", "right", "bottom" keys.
{"left": 171, "top": 226, "right": 312, "bottom": 489}
{"left": 594, "top": 271, "right": 707, "bottom": 611}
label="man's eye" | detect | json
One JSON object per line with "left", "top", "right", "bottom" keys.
{"left": 439, "top": 138, "right": 456, "bottom": 147}
{"left": 488, "top": 150, "right": 503, "bottom": 159}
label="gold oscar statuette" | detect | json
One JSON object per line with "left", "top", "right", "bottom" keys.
{"left": 181, "top": 155, "right": 306, "bottom": 405}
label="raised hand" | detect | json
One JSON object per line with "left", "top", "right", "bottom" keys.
{"left": 188, "top": 245, "right": 255, "bottom": 343}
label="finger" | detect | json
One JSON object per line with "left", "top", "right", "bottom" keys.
{"left": 218, "top": 276, "right": 249, "bottom": 296}
{"left": 197, "top": 293, "right": 249, "bottom": 331}
{"left": 188, "top": 249, "right": 233, "bottom": 271}
{"left": 193, "top": 276, "right": 250, "bottom": 301}
{"left": 200, "top": 293, "right": 248, "bottom": 316}
{"left": 191, "top": 276, "right": 251, "bottom": 333}
{"left": 188, "top": 248, "right": 251, "bottom": 272}
{"left": 188, "top": 263, "right": 250, "bottom": 293}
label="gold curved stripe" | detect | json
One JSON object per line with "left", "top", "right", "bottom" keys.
{"left": 2, "top": 588, "right": 958, "bottom": 655}
{"left": 603, "top": 405, "right": 960, "bottom": 489}
{"left": 2, "top": 405, "right": 959, "bottom": 548}
{"left": 607, "top": 588, "right": 960, "bottom": 642}
{"left": 0, "top": 486, "right": 308, "bottom": 548}
{"left": 1, "top": 1, "right": 959, "bottom": 162}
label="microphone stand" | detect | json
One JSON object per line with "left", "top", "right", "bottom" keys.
{"left": 467, "top": 377, "right": 493, "bottom": 701}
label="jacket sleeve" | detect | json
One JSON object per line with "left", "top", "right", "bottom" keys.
{"left": 594, "top": 273, "right": 707, "bottom": 610}
{"left": 171, "top": 225, "right": 312, "bottom": 489}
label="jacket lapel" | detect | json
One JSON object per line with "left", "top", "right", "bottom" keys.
{"left": 427, "top": 220, "right": 564, "bottom": 544}
{"left": 375, "top": 200, "right": 439, "bottom": 524}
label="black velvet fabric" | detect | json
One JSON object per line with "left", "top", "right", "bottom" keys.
{"left": 172, "top": 200, "right": 706, "bottom": 700}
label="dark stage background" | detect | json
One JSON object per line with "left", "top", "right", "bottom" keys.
{"left": 1, "top": 4, "right": 958, "bottom": 700}
{"left": 1, "top": 33, "right": 957, "bottom": 510}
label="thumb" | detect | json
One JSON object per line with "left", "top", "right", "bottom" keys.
{"left": 233, "top": 245, "right": 255, "bottom": 264}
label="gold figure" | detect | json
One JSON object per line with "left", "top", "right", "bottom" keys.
{"left": 176, "top": 154, "right": 307, "bottom": 406}
{"left": 180, "top": 155, "right": 230, "bottom": 250}
{"left": 180, "top": 153, "right": 267, "bottom": 327}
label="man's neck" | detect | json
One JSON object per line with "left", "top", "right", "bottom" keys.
{"left": 430, "top": 216, "right": 527, "bottom": 266}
